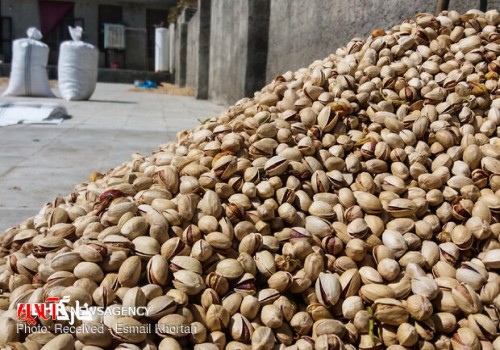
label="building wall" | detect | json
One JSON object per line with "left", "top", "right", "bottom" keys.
{"left": 199, "top": 0, "right": 500, "bottom": 105}
{"left": 74, "top": 1, "right": 98, "bottom": 45}
{"left": 266, "top": 0, "right": 433, "bottom": 82}
{"left": 2, "top": 0, "right": 170, "bottom": 70}
{"left": 1, "top": 0, "right": 41, "bottom": 40}
{"left": 123, "top": 3, "right": 147, "bottom": 70}
{"left": 208, "top": 0, "right": 248, "bottom": 105}
{"left": 265, "top": 0, "right": 500, "bottom": 82}
{"left": 449, "top": 0, "right": 500, "bottom": 11}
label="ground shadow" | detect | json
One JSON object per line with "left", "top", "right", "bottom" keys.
{"left": 89, "top": 100, "right": 137, "bottom": 104}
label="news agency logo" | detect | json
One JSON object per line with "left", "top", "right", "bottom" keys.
{"left": 17, "top": 296, "right": 151, "bottom": 330}
{"left": 16, "top": 295, "right": 197, "bottom": 335}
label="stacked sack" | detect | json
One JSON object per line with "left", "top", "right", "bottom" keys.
{"left": 58, "top": 26, "right": 99, "bottom": 101}
{"left": 3, "top": 28, "right": 54, "bottom": 97}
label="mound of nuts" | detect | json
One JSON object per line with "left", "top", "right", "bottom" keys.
{"left": 1, "top": 9, "right": 500, "bottom": 350}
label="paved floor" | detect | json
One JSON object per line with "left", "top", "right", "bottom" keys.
{"left": 0, "top": 83, "right": 226, "bottom": 231}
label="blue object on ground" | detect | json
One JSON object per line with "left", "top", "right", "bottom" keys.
{"left": 138, "top": 80, "right": 158, "bottom": 89}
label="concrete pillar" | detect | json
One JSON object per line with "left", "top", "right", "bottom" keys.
{"left": 169, "top": 23, "right": 176, "bottom": 74}
{"left": 186, "top": 10, "right": 198, "bottom": 89}
{"left": 208, "top": 0, "right": 270, "bottom": 105}
{"left": 244, "top": 0, "right": 270, "bottom": 97}
{"left": 174, "top": 8, "right": 198, "bottom": 86}
{"left": 195, "top": 0, "right": 211, "bottom": 99}
{"left": 175, "top": 21, "right": 188, "bottom": 87}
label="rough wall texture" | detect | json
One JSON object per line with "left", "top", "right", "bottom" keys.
{"left": 186, "top": 10, "right": 200, "bottom": 89}
{"left": 266, "top": 0, "right": 433, "bottom": 82}
{"left": 265, "top": 0, "right": 500, "bottom": 82}
{"left": 449, "top": 0, "right": 500, "bottom": 11}
{"left": 208, "top": 0, "right": 249, "bottom": 105}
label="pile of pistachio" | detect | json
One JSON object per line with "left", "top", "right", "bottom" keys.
{"left": 1, "top": 9, "right": 500, "bottom": 350}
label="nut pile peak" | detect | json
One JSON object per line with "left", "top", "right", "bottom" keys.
{"left": 1, "top": 9, "right": 500, "bottom": 350}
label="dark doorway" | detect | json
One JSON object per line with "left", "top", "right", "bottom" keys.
{"left": 98, "top": 5, "right": 123, "bottom": 68}
{"left": 38, "top": 1, "right": 85, "bottom": 65}
{"left": 0, "top": 16, "right": 12, "bottom": 63}
{"left": 39, "top": 1, "right": 73, "bottom": 38}
{"left": 146, "top": 9, "right": 169, "bottom": 71}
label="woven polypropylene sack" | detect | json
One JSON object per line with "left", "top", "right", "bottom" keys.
{"left": 57, "top": 40, "right": 98, "bottom": 101}
{"left": 3, "top": 28, "right": 54, "bottom": 97}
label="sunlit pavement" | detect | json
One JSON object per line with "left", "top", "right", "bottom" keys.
{"left": 0, "top": 83, "right": 226, "bottom": 231}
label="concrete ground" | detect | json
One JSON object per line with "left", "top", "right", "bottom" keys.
{"left": 0, "top": 83, "right": 226, "bottom": 232}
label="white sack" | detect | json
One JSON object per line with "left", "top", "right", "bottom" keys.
{"left": 58, "top": 26, "right": 98, "bottom": 101}
{"left": 3, "top": 27, "right": 54, "bottom": 97}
